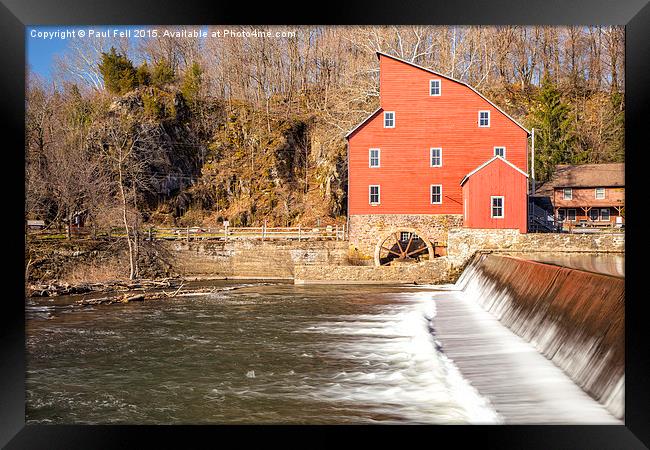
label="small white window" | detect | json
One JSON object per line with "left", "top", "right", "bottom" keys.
{"left": 600, "top": 208, "right": 610, "bottom": 221}
{"left": 491, "top": 196, "right": 504, "bottom": 218}
{"left": 369, "top": 185, "right": 380, "bottom": 205}
{"left": 430, "top": 148, "right": 442, "bottom": 167}
{"left": 429, "top": 79, "right": 441, "bottom": 96}
{"left": 563, "top": 188, "right": 573, "bottom": 200}
{"left": 384, "top": 111, "right": 395, "bottom": 128}
{"left": 595, "top": 188, "right": 605, "bottom": 199}
{"left": 494, "top": 147, "right": 506, "bottom": 158}
{"left": 369, "top": 148, "right": 380, "bottom": 168}
{"left": 431, "top": 185, "right": 442, "bottom": 204}
{"left": 567, "top": 209, "right": 576, "bottom": 221}
{"left": 400, "top": 231, "right": 412, "bottom": 242}
{"left": 479, "top": 110, "right": 490, "bottom": 127}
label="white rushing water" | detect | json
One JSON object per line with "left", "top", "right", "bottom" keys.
{"left": 297, "top": 293, "right": 501, "bottom": 424}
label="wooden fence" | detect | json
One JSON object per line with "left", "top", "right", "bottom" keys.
{"left": 26, "top": 224, "right": 347, "bottom": 242}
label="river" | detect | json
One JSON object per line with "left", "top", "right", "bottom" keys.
{"left": 26, "top": 252, "right": 622, "bottom": 424}
{"left": 26, "top": 282, "right": 498, "bottom": 424}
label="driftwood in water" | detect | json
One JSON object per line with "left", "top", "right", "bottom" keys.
{"left": 28, "top": 278, "right": 181, "bottom": 298}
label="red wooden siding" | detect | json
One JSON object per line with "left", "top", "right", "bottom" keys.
{"left": 462, "top": 158, "right": 528, "bottom": 233}
{"left": 348, "top": 53, "right": 529, "bottom": 216}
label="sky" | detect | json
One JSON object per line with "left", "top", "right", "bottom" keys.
{"left": 26, "top": 25, "right": 174, "bottom": 80}
{"left": 26, "top": 26, "right": 73, "bottom": 79}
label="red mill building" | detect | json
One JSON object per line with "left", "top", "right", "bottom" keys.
{"left": 345, "top": 52, "right": 530, "bottom": 265}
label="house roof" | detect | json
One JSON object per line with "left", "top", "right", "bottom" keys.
{"left": 460, "top": 156, "right": 529, "bottom": 186}
{"left": 343, "top": 52, "right": 530, "bottom": 139}
{"left": 344, "top": 107, "right": 382, "bottom": 139}
{"left": 534, "top": 163, "right": 625, "bottom": 195}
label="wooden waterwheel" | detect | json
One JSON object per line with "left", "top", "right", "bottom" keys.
{"left": 374, "top": 229, "right": 433, "bottom": 266}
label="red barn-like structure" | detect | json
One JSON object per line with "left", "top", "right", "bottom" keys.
{"left": 461, "top": 156, "right": 529, "bottom": 233}
{"left": 346, "top": 52, "right": 531, "bottom": 263}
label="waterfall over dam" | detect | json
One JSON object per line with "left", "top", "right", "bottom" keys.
{"left": 432, "top": 253, "right": 624, "bottom": 422}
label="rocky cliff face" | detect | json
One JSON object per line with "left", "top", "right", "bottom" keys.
{"left": 99, "top": 89, "right": 347, "bottom": 228}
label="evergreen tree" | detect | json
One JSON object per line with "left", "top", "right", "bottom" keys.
{"left": 530, "top": 77, "right": 575, "bottom": 182}
{"left": 181, "top": 62, "right": 202, "bottom": 108}
{"left": 136, "top": 62, "right": 151, "bottom": 86}
{"left": 608, "top": 92, "right": 625, "bottom": 162}
{"left": 98, "top": 47, "right": 138, "bottom": 94}
{"left": 151, "top": 59, "right": 175, "bottom": 87}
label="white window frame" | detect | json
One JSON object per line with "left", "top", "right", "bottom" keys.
{"left": 589, "top": 208, "right": 599, "bottom": 221}
{"left": 369, "top": 185, "right": 380, "bottom": 205}
{"left": 600, "top": 208, "right": 610, "bottom": 222}
{"left": 567, "top": 208, "right": 577, "bottom": 221}
{"left": 400, "top": 231, "right": 412, "bottom": 242}
{"left": 491, "top": 196, "right": 504, "bottom": 218}
{"left": 384, "top": 111, "right": 395, "bottom": 128}
{"left": 563, "top": 188, "right": 573, "bottom": 200}
{"left": 369, "top": 148, "right": 380, "bottom": 168}
{"left": 595, "top": 187, "right": 606, "bottom": 200}
{"left": 430, "top": 148, "right": 442, "bottom": 167}
{"left": 479, "top": 110, "right": 490, "bottom": 127}
{"left": 430, "top": 184, "right": 442, "bottom": 204}
{"left": 494, "top": 146, "right": 506, "bottom": 158}
{"left": 429, "top": 79, "right": 441, "bottom": 96}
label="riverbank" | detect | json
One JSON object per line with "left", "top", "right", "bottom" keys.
{"left": 26, "top": 229, "right": 624, "bottom": 290}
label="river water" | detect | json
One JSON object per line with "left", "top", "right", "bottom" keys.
{"left": 27, "top": 252, "right": 623, "bottom": 424}
{"left": 26, "top": 283, "right": 499, "bottom": 424}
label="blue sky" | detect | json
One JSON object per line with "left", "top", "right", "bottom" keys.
{"left": 26, "top": 25, "right": 174, "bottom": 80}
{"left": 26, "top": 26, "right": 72, "bottom": 78}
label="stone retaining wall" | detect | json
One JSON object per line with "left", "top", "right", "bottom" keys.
{"left": 164, "top": 240, "right": 348, "bottom": 279}
{"left": 349, "top": 214, "right": 464, "bottom": 258}
{"left": 294, "top": 258, "right": 452, "bottom": 284}
{"left": 447, "top": 228, "right": 625, "bottom": 267}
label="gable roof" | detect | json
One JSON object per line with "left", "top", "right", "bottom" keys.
{"left": 534, "top": 163, "right": 625, "bottom": 195}
{"left": 377, "top": 52, "right": 531, "bottom": 134}
{"left": 345, "top": 52, "right": 531, "bottom": 139}
{"left": 460, "top": 156, "right": 529, "bottom": 186}
{"left": 345, "top": 107, "right": 382, "bottom": 139}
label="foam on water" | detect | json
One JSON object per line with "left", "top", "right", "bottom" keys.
{"left": 298, "top": 293, "right": 500, "bottom": 424}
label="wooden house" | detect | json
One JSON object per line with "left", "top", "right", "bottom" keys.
{"left": 534, "top": 163, "right": 624, "bottom": 230}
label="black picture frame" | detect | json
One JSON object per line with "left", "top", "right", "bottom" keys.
{"left": 2, "top": 0, "right": 648, "bottom": 447}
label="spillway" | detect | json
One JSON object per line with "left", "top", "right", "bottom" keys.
{"left": 430, "top": 252, "right": 624, "bottom": 423}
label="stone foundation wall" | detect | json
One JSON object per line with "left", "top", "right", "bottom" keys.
{"left": 447, "top": 228, "right": 625, "bottom": 268}
{"left": 294, "top": 258, "right": 452, "bottom": 284}
{"left": 164, "top": 240, "right": 349, "bottom": 279}
{"left": 348, "top": 214, "right": 464, "bottom": 259}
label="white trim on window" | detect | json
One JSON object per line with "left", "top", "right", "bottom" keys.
{"left": 479, "top": 110, "right": 490, "bottom": 127}
{"left": 491, "top": 196, "right": 504, "bottom": 218}
{"left": 369, "top": 148, "right": 380, "bottom": 168}
{"left": 384, "top": 111, "right": 395, "bottom": 128}
{"left": 494, "top": 146, "right": 506, "bottom": 158}
{"left": 369, "top": 185, "right": 380, "bottom": 205}
{"left": 563, "top": 188, "right": 573, "bottom": 200}
{"left": 430, "top": 148, "right": 442, "bottom": 167}
{"left": 430, "top": 184, "right": 442, "bottom": 204}
{"left": 595, "top": 187, "right": 606, "bottom": 199}
{"left": 429, "top": 79, "right": 441, "bottom": 96}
